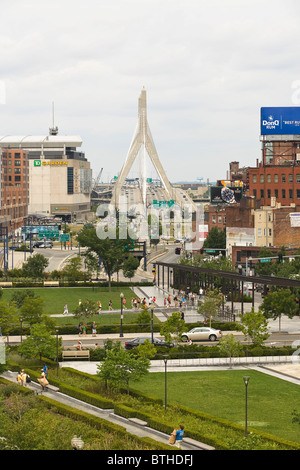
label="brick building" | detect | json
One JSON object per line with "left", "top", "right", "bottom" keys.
{"left": 0, "top": 148, "right": 29, "bottom": 232}
{"left": 248, "top": 164, "right": 300, "bottom": 207}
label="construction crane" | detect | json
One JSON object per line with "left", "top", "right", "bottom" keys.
{"left": 92, "top": 168, "right": 103, "bottom": 190}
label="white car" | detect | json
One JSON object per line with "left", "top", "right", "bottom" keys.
{"left": 181, "top": 327, "right": 222, "bottom": 342}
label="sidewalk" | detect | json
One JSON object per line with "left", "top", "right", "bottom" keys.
{"left": 0, "top": 369, "right": 208, "bottom": 450}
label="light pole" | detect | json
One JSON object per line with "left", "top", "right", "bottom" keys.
{"left": 243, "top": 376, "right": 250, "bottom": 438}
{"left": 163, "top": 354, "right": 168, "bottom": 411}
{"left": 20, "top": 318, "right": 23, "bottom": 344}
{"left": 120, "top": 292, "right": 124, "bottom": 337}
{"left": 150, "top": 305, "right": 154, "bottom": 343}
{"left": 56, "top": 329, "right": 59, "bottom": 376}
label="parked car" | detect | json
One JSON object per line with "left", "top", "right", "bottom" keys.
{"left": 32, "top": 241, "right": 45, "bottom": 248}
{"left": 181, "top": 327, "right": 222, "bottom": 342}
{"left": 38, "top": 241, "right": 53, "bottom": 248}
{"left": 124, "top": 337, "right": 174, "bottom": 350}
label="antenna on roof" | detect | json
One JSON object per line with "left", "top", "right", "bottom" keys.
{"left": 49, "top": 102, "right": 59, "bottom": 136}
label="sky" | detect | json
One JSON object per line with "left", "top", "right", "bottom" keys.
{"left": 1, "top": 0, "right": 300, "bottom": 184}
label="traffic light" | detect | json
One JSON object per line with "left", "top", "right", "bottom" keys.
{"left": 175, "top": 247, "right": 181, "bottom": 254}
{"left": 152, "top": 265, "right": 156, "bottom": 275}
{"left": 278, "top": 253, "right": 283, "bottom": 263}
{"left": 200, "top": 248, "right": 204, "bottom": 255}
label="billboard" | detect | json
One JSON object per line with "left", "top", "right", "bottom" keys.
{"left": 261, "top": 107, "right": 300, "bottom": 135}
{"left": 210, "top": 186, "right": 242, "bottom": 204}
{"left": 290, "top": 213, "right": 300, "bottom": 227}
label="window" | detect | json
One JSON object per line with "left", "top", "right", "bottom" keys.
{"left": 289, "top": 189, "right": 293, "bottom": 199}
{"left": 67, "top": 167, "right": 74, "bottom": 194}
{"left": 260, "top": 189, "right": 264, "bottom": 198}
{"left": 268, "top": 228, "right": 272, "bottom": 237}
{"left": 282, "top": 174, "right": 286, "bottom": 183}
{"left": 297, "top": 174, "right": 300, "bottom": 183}
{"left": 253, "top": 175, "right": 257, "bottom": 183}
{"left": 274, "top": 174, "right": 278, "bottom": 183}
{"left": 218, "top": 215, "right": 222, "bottom": 224}
{"left": 297, "top": 189, "right": 300, "bottom": 199}
{"left": 275, "top": 189, "right": 278, "bottom": 198}
{"left": 282, "top": 189, "right": 286, "bottom": 199}
{"left": 253, "top": 189, "right": 257, "bottom": 198}
{"left": 267, "top": 174, "right": 271, "bottom": 183}
{"left": 267, "top": 189, "right": 271, "bottom": 198}
{"left": 258, "top": 228, "right": 262, "bottom": 237}
{"left": 212, "top": 215, "right": 216, "bottom": 223}
{"left": 260, "top": 174, "right": 264, "bottom": 183}
{"left": 289, "top": 174, "right": 293, "bottom": 183}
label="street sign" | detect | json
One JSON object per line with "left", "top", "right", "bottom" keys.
{"left": 39, "top": 231, "right": 59, "bottom": 238}
{"left": 205, "top": 249, "right": 216, "bottom": 254}
{"left": 60, "top": 234, "right": 70, "bottom": 242}
{"left": 260, "top": 258, "right": 271, "bottom": 263}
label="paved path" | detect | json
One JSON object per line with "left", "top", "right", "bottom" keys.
{"left": 0, "top": 370, "right": 206, "bottom": 451}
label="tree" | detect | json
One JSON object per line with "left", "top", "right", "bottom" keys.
{"left": 238, "top": 309, "right": 270, "bottom": 346}
{"left": 77, "top": 226, "right": 135, "bottom": 291}
{"left": 20, "top": 297, "right": 44, "bottom": 326}
{"left": 203, "top": 227, "right": 226, "bottom": 250}
{"left": 22, "top": 253, "right": 49, "bottom": 278}
{"left": 10, "top": 289, "right": 36, "bottom": 309}
{"left": 61, "top": 256, "right": 84, "bottom": 281}
{"left": 160, "top": 312, "right": 187, "bottom": 345}
{"left": 97, "top": 343, "right": 150, "bottom": 394}
{"left": 0, "top": 301, "right": 18, "bottom": 340}
{"left": 73, "top": 299, "right": 98, "bottom": 323}
{"left": 136, "top": 307, "right": 151, "bottom": 331}
{"left": 18, "top": 322, "right": 61, "bottom": 361}
{"left": 218, "top": 334, "right": 243, "bottom": 369}
{"left": 122, "top": 255, "right": 140, "bottom": 280}
{"left": 197, "top": 288, "right": 223, "bottom": 327}
{"left": 260, "top": 288, "right": 298, "bottom": 332}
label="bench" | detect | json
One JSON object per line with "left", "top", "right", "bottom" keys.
{"left": 44, "top": 281, "right": 59, "bottom": 287}
{"left": 62, "top": 350, "right": 90, "bottom": 360}
{"left": 183, "top": 437, "right": 215, "bottom": 450}
{"left": 128, "top": 417, "right": 147, "bottom": 426}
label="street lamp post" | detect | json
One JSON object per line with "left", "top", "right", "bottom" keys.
{"left": 163, "top": 354, "right": 168, "bottom": 411}
{"left": 150, "top": 305, "right": 154, "bottom": 343}
{"left": 56, "top": 329, "right": 59, "bottom": 376}
{"left": 120, "top": 292, "right": 124, "bottom": 337}
{"left": 243, "top": 376, "right": 250, "bottom": 438}
{"left": 20, "top": 318, "right": 23, "bottom": 344}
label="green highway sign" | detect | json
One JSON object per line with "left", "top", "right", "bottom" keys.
{"left": 60, "top": 234, "right": 70, "bottom": 242}
{"left": 205, "top": 249, "right": 216, "bottom": 253}
{"left": 260, "top": 258, "right": 271, "bottom": 263}
{"left": 39, "top": 231, "right": 59, "bottom": 238}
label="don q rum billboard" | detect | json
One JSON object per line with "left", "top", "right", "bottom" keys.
{"left": 261, "top": 107, "right": 300, "bottom": 135}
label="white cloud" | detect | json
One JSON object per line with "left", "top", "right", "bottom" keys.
{"left": 0, "top": 0, "right": 300, "bottom": 182}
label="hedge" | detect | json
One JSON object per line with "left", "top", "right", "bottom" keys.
{"left": 0, "top": 379, "right": 173, "bottom": 450}
{"left": 60, "top": 367, "right": 300, "bottom": 451}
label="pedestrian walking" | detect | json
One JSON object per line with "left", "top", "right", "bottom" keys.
{"left": 82, "top": 324, "right": 87, "bottom": 335}
{"left": 109, "top": 299, "right": 112, "bottom": 310}
{"left": 92, "top": 321, "right": 97, "bottom": 337}
{"left": 77, "top": 322, "right": 83, "bottom": 336}
{"left": 38, "top": 369, "right": 49, "bottom": 392}
{"left": 175, "top": 425, "right": 184, "bottom": 448}
{"left": 63, "top": 303, "right": 68, "bottom": 315}
{"left": 77, "top": 340, "right": 82, "bottom": 350}
{"left": 98, "top": 300, "right": 102, "bottom": 313}
{"left": 43, "top": 364, "right": 48, "bottom": 380}
{"left": 17, "top": 370, "right": 27, "bottom": 386}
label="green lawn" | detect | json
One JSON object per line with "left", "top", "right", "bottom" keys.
{"left": 132, "top": 369, "right": 300, "bottom": 443}
{"left": 1, "top": 286, "right": 136, "bottom": 315}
